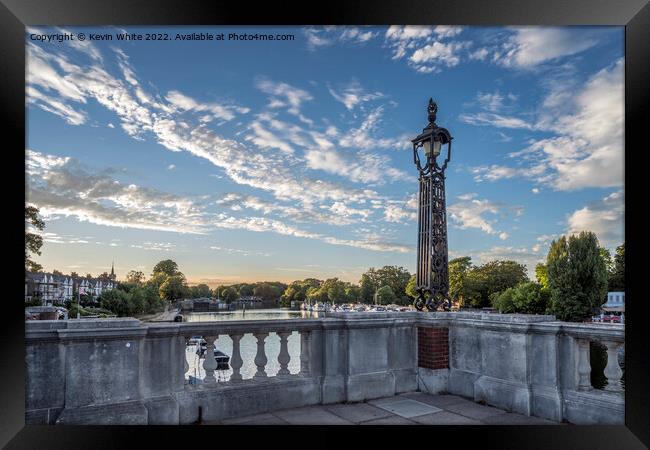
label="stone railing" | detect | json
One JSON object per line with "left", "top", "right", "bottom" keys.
{"left": 25, "top": 312, "right": 624, "bottom": 425}
{"left": 25, "top": 314, "right": 417, "bottom": 424}
{"left": 413, "top": 312, "right": 625, "bottom": 424}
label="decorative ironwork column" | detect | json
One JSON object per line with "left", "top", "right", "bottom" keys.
{"left": 412, "top": 99, "right": 453, "bottom": 312}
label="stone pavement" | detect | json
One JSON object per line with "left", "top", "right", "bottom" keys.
{"left": 206, "top": 392, "right": 559, "bottom": 425}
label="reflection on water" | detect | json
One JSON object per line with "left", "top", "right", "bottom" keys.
{"left": 183, "top": 308, "right": 320, "bottom": 382}
{"left": 183, "top": 308, "right": 323, "bottom": 322}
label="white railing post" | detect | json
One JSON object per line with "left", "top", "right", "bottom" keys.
{"left": 229, "top": 333, "right": 244, "bottom": 382}
{"left": 202, "top": 335, "right": 218, "bottom": 384}
{"left": 576, "top": 338, "right": 592, "bottom": 390}
{"left": 277, "top": 332, "right": 291, "bottom": 377}
{"left": 253, "top": 332, "right": 269, "bottom": 380}
{"left": 603, "top": 340, "right": 624, "bottom": 392}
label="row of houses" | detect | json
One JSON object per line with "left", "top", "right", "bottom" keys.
{"left": 25, "top": 265, "right": 117, "bottom": 306}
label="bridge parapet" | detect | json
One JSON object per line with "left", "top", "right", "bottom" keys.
{"left": 25, "top": 312, "right": 624, "bottom": 424}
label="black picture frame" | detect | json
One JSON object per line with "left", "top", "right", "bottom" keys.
{"left": 2, "top": 0, "right": 648, "bottom": 447}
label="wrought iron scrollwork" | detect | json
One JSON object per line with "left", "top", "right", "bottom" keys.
{"left": 412, "top": 99, "right": 453, "bottom": 312}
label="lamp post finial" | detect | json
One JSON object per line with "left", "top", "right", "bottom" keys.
{"left": 427, "top": 98, "right": 438, "bottom": 124}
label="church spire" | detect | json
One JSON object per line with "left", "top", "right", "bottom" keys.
{"left": 110, "top": 261, "right": 115, "bottom": 280}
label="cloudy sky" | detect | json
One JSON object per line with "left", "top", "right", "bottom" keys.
{"left": 26, "top": 26, "right": 624, "bottom": 286}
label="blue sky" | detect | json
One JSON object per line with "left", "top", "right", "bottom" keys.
{"left": 26, "top": 26, "right": 624, "bottom": 286}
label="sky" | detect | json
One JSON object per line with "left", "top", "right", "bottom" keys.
{"left": 25, "top": 26, "right": 625, "bottom": 287}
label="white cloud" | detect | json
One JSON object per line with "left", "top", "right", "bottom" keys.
{"left": 466, "top": 59, "right": 623, "bottom": 192}
{"left": 328, "top": 80, "right": 384, "bottom": 110}
{"left": 531, "top": 188, "right": 540, "bottom": 194}
{"left": 165, "top": 90, "right": 248, "bottom": 122}
{"left": 255, "top": 78, "right": 313, "bottom": 117}
{"left": 567, "top": 190, "right": 624, "bottom": 248}
{"left": 448, "top": 197, "right": 501, "bottom": 235}
{"left": 433, "top": 26, "right": 463, "bottom": 38}
{"left": 167, "top": 164, "right": 175, "bottom": 170}
{"left": 495, "top": 27, "right": 598, "bottom": 69}
{"left": 27, "top": 150, "right": 208, "bottom": 234}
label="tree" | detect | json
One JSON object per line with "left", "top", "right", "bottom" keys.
{"left": 253, "top": 283, "right": 281, "bottom": 301}
{"left": 492, "top": 282, "right": 550, "bottom": 314}
{"left": 344, "top": 284, "right": 361, "bottom": 303}
{"left": 321, "top": 278, "right": 347, "bottom": 304}
{"left": 535, "top": 263, "right": 549, "bottom": 290}
{"left": 221, "top": 287, "right": 239, "bottom": 304}
{"left": 25, "top": 206, "right": 45, "bottom": 272}
{"left": 238, "top": 284, "right": 254, "bottom": 297}
{"left": 547, "top": 232, "right": 608, "bottom": 322}
{"left": 159, "top": 275, "right": 189, "bottom": 302}
{"left": 52, "top": 269, "right": 63, "bottom": 276}
{"left": 600, "top": 248, "right": 613, "bottom": 274}
{"left": 376, "top": 286, "right": 397, "bottom": 305}
{"left": 70, "top": 271, "right": 79, "bottom": 278}
{"left": 125, "top": 270, "right": 145, "bottom": 286}
{"left": 405, "top": 275, "right": 417, "bottom": 299}
{"left": 463, "top": 260, "right": 528, "bottom": 308}
{"left": 608, "top": 242, "right": 625, "bottom": 291}
{"left": 195, "top": 283, "right": 211, "bottom": 298}
{"left": 359, "top": 273, "right": 376, "bottom": 304}
{"left": 152, "top": 260, "right": 181, "bottom": 277}
{"left": 448, "top": 257, "right": 474, "bottom": 306}
{"left": 306, "top": 286, "right": 328, "bottom": 304}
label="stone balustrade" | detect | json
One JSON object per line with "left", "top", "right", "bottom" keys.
{"left": 25, "top": 312, "right": 624, "bottom": 425}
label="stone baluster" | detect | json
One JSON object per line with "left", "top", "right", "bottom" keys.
{"left": 576, "top": 339, "right": 592, "bottom": 390}
{"left": 277, "top": 332, "right": 291, "bottom": 377}
{"left": 202, "top": 335, "right": 218, "bottom": 384}
{"left": 183, "top": 336, "right": 190, "bottom": 382}
{"left": 253, "top": 332, "right": 269, "bottom": 380}
{"left": 299, "top": 330, "right": 311, "bottom": 376}
{"left": 229, "top": 333, "right": 244, "bottom": 382}
{"left": 603, "top": 341, "right": 624, "bottom": 392}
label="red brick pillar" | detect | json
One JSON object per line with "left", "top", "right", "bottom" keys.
{"left": 417, "top": 327, "right": 449, "bottom": 369}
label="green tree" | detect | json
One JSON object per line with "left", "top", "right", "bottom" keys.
{"left": 359, "top": 273, "right": 376, "bottom": 304}
{"left": 254, "top": 283, "right": 281, "bottom": 301}
{"left": 547, "top": 232, "right": 608, "bottom": 322}
{"left": 448, "top": 256, "right": 474, "bottom": 306}
{"left": 344, "top": 284, "right": 361, "bottom": 303}
{"left": 535, "top": 263, "right": 549, "bottom": 290}
{"left": 322, "top": 278, "right": 347, "bottom": 304}
{"left": 463, "top": 260, "right": 528, "bottom": 308}
{"left": 25, "top": 206, "right": 45, "bottom": 272}
{"left": 608, "top": 242, "right": 625, "bottom": 291}
{"left": 376, "top": 286, "right": 397, "bottom": 305}
{"left": 492, "top": 281, "right": 550, "bottom": 314}
{"left": 600, "top": 248, "right": 613, "bottom": 274}
{"left": 152, "top": 260, "right": 181, "bottom": 277}
{"left": 306, "top": 286, "right": 328, "bottom": 304}
{"left": 405, "top": 275, "right": 417, "bottom": 299}
{"left": 159, "top": 275, "right": 189, "bottom": 302}
{"left": 221, "top": 287, "right": 239, "bottom": 304}
{"left": 195, "top": 283, "right": 211, "bottom": 298}
{"left": 238, "top": 284, "right": 254, "bottom": 297}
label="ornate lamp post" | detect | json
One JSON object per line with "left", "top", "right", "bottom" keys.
{"left": 412, "top": 98, "right": 453, "bottom": 312}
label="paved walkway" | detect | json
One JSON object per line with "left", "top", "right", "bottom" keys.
{"left": 206, "top": 392, "right": 558, "bottom": 425}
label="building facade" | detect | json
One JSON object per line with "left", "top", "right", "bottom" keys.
{"left": 25, "top": 265, "right": 117, "bottom": 306}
